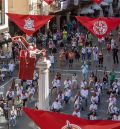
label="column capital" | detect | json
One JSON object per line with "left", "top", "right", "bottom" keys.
{"left": 36, "top": 58, "right": 51, "bottom": 70}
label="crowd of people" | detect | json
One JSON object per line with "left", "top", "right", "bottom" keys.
{"left": 51, "top": 70, "right": 120, "bottom": 120}
{"left": 0, "top": 19, "right": 120, "bottom": 127}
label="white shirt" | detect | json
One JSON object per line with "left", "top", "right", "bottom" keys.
{"left": 21, "top": 93, "right": 28, "bottom": 100}
{"left": 6, "top": 91, "right": 14, "bottom": 98}
{"left": 72, "top": 41, "right": 76, "bottom": 47}
{"left": 87, "top": 47, "right": 92, "bottom": 53}
{"left": 72, "top": 111, "right": 81, "bottom": 117}
{"left": 81, "top": 89, "right": 88, "bottom": 98}
{"left": 4, "top": 32, "right": 11, "bottom": 40}
{"left": 17, "top": 86, "right": 23, "bottom": 96}
{"left": 89, "top": 104, "right": 97, "bottom": 111}
{"left": 109, "top": 97, "right": 116, "bottom": 105}
{"left": 58, "top": 94, "right": 64, "bottom": 101}
{"left": 52, "top": 79, "right": 61, "bottom": 87}
{"left": 8, "top": 63, "right": 15, "bottom": 71}
{"left": 82, "top": 48, "right": 86, "bottom": 54}
{"left": 90, "top": 115, "right": 97, "bottom": 120}
{"left": 80, "top": 81, "right": 87, "bottom": 88}
{"left": 28, "top": 87, "right": 35, "bottom": 95}
{"left": 64, "top": 80, "right": 72, "bottom": 88}
{"left": 49, "top": 55, "right": 55, "bottom": 64}
{"left": 74, "top": 95, "right": 82, "bottom": 105}
{"left": 10, "top": 109, "right": 17, "bottom": 118}
{"left": 93, "top": 47, "right": 98, "bottom": 54}
{"left": 64, "top": 89, "right": 71, "bottom": 97}
{"left": 26, "top": 80, "right": 32, "bottom": 85}
{"left": 52, "top": 101, "right": 61, "bottom": 110}
{"left": 91, "top": 96, "right": 98, "bottom": 104}
{"left": 72, "top": 75, "right": 77, "bottom": 81}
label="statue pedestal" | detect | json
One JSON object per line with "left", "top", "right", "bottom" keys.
{"left": 37, "top": 58, "right": 51, "bottom": 110}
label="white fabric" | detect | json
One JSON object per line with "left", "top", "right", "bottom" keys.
{"left": 49, "top": 55, "right": 55, "bottom": 64}
{"left": 52, "top": 101, "right": 61, "bottom": 110}
{"left": 81, "top": 89, "right": 88, "bottom": 98}
{"left": 72, "top": 111, "right": 81, "bottom": 117}
{"left": 64, "top": 80, "right": 72, "bottom": 88}
{"left": 52, "top": 79, "right": 61, "bottom": 87}
{"left": 64, "top": 89, "right": 71, "bottom": 97}
{"left": 8, "top": 63, "right": 15, "bottom": 71}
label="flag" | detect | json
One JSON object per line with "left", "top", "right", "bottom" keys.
{"left": 75, "top": 16, "right": 120, "bottom": 39}
{"left": 19, "top": 50, "right": 36, "bottom": 80}
{"left": 44, "top": 0, "right": 53, "bottom": 5}
{"left": 7, "top": 13, "right": 54, "bottom": 36}
{"left": 23, "top": 108, "right": 120, "bottom": 129}
{"left": 93, "top": 0, "right": 102, "bottom": 4}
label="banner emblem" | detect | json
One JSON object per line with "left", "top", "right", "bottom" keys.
{"left": 62, "top": 121, "right": 81, "bottom": 129}
{"left": 93, "top": 20, "right": 108, "bottom": 35}
{"left": 24, "top": 18, "right": 35, "bottom": 31}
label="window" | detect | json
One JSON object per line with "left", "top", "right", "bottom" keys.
{"left": 0, "top": 0, "right": 5, "bottom": 25}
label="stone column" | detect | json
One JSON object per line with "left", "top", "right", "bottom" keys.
{"left": 37, "top": 58, "right": 51, "bottom": 110}
{"left": 56, "top": 15, "right": 61, "bottom": 31}
{"left": 66, "top": 12, "right": 70, "bottom": 22}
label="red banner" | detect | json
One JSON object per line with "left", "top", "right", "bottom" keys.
{"left": 44, "top": 0, "right": 53, "bottom": 5}
{"left": 19, "top": 50, "right": 36, "bottom": 80}
{"left": 23, "top": 108, "right": 120, "bottom": 129}
{"left": 75, "top": 16, "right": 120, "bottom": 39}
{"left": 93, "top": 0, "right": 102, "bottom": 4}
{"left": 7, "top": 13, "right": 54, "bottom": 36}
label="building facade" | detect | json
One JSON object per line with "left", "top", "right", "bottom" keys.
{"left": 8, "top": 0, "right": 29, "bottom": 14}
{"left": 0, "top": 0, "right": 8, "bottom": 33}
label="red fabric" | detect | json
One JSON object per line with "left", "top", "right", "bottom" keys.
{"left": 93, "top": 0, "right": 102, "bottom": 4}
{"left": 23, "top": 108, "right": 120, "bottom": 129}
{"left": 75, "top": 16, "right": 120, "bottom": 39}
{"left": 7, "top": 13, "right": 54, "bottom": 36}
{"left": 19, "top": 50, "right": 36, "bottom": 80}
{"left": 12, "top": 36, "right": 30, "bottom": 48}
{"left": 44, "top": 0, "right": 53, "bottom": 5}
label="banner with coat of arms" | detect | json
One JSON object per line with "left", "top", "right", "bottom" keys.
{"left": 7, "top": 13, "right": 54, "bottom": 36}
{"left": 93, "top": 0, "right": 103, "bottom": 4}
{"left": 75, "top": 16, "right": 120, "bottom": 39}
{"left": 23, "top": 108, "right": 120, "bottom": 129}
{"left": 44, "top": 0, "right": 53, "bottom": 5}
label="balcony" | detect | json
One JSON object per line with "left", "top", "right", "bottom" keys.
{"left": 50, "top": 0, "right": 80, "bottom": 14}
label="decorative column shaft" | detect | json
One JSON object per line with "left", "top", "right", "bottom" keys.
{"left": 38, "top": 59, "right": 51, "bottom": 110}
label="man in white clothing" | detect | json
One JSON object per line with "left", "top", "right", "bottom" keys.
{"left": 64, "top": 88, "right": 72, "bottom": 104}
{"left": 51, "top": 99, "right": 62, "bottom": 112}
{"left": 51, "top": 77, "right": 61, "bottom": 94}
{"left": 49, "top": 54, "right": 55, "bottom": 72}
{"left": 72, "top": 109, "right": 81, "bottom": 117}
{"left": 81, "top": 87, "right": 89, "bottom": 106}
{"left": 64, "top": 78, "right": 72, "bottom": 89}
{"left": 8, "top": 61, "right": 15, "bottom": 77}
